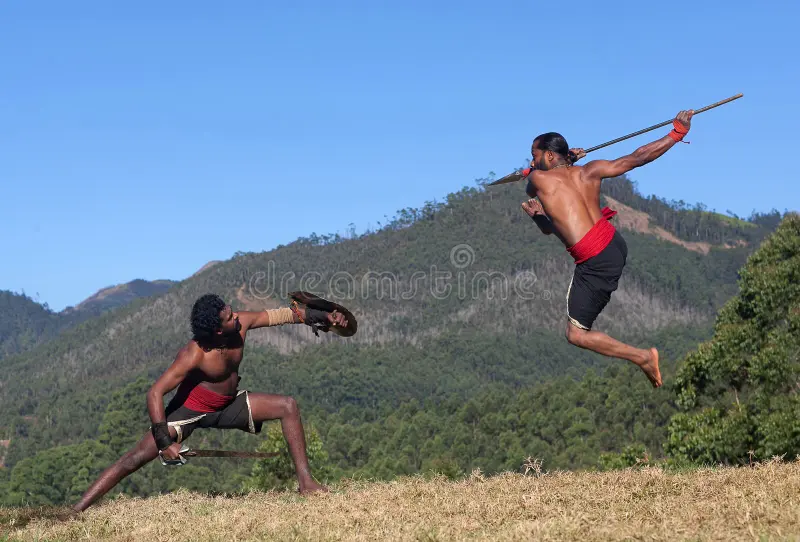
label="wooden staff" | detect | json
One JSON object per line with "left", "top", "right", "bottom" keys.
{"left": 584, "top": 93, "right": 742, "bottom": 153}
{"left": 488, "top": 93, "right": 743, "bottom": 186}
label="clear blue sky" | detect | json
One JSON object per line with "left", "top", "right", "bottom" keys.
{"left": 2, "top": 1, "right": 797, "bottom": 311}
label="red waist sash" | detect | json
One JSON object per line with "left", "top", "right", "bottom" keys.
{"left": 567, "top": 207, "right": 618, "bottom": 264}
{"left": 183, "top": 385, "right": 235, "bottom": 413}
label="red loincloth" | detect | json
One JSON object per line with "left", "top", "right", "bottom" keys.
{"left": 567, "top": 207, "right": 618, "bottom": 264}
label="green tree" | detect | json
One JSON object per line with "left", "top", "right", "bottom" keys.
{"left": 667, "top": 214, "right": 800, "bottom": 465}
{"left": 245, "top": 423, "right": 332, "bottom": 492}
{"left": 597, "top": 443, "right": 650, "bottom": 471}
{"left": 0, "top": 465, "right": 9, "bottom": 500}
{"left": 4, "top": 441, "right": 115, "bottom": 506}
{"left": 98, "top": 376, "right": 152, "bottom": 455}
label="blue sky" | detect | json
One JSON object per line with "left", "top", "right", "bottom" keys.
{"left": 2, "top": 1, "right": 797, "bottom": 311}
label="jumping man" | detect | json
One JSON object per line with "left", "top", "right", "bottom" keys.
{"left": 73, "top": 293, "right": 348, "bottom": 512}
{"left": 520, "top": 109, "right": 695, "bottom": 388}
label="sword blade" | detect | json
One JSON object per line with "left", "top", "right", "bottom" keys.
{"left": 183, "top": 449, "right": 282, "bottom": 459}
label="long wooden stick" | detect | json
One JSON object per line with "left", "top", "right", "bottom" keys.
{"left": 488, "top": 93, "right": 743, "bottom": 186}
{"left": 584, "top": 93, "right": 743, "bottom": 153}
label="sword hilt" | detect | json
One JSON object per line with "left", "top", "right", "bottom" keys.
{"left": 158, "top": 444, "right": 192, "bottom": 466}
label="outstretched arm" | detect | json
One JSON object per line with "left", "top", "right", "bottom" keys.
{"left": 238, "top": 308, "right": 301, "bottom": 330}
{"left": 239, "top": 306, "right": 348, "bottom": 331}
{"left": 581, "top": 110, "right": 693, "bottom": 180}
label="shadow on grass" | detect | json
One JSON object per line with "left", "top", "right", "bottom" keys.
{"left": 0, "top": 505, "right": 77, "bottom": 536}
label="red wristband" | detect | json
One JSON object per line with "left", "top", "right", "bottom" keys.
{"left": 668, "top": 119, "right": 689, "bottom": 142}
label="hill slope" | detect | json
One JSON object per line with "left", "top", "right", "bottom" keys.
{"left": 62, "top": 279, "right": 177, "bottom": 317}
{"left": 0, "top": 280, "right": 176, "bottom": 362}
{"left": 0, "top": 291, "right": 59, "bottom": 360}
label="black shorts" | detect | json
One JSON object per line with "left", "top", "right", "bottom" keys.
{"left": 164, "top": 390, "right": 263, "bottom": 444}
{"left": 567, "top": 231, "right": 628, "bottom": 330}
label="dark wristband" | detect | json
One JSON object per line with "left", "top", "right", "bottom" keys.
{"left": 151, "top": 421, "right": 173, "bottom": 451}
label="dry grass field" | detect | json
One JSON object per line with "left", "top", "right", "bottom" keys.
{"left": 3, "top": 459, "right": 799, "bottom": 541}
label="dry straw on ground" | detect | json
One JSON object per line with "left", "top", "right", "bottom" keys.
{"left": 4, "top": 459, "right": 800, "bottom": 541}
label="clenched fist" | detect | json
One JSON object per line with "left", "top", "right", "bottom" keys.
{"left": 675, "top": 109, "right": 694, "bottom": 131}
{"left": 521, "top": 198, "right": 546, "bottom": 218}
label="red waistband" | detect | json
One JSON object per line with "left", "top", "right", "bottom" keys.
{"left": 600, "top": 206, "right": 618, "bottom": 221}
{"left": 183, "top": 385, "right": 235, "bottom": 413}
{"left": 567, "top": 207, "right": 618, "bottom": 264}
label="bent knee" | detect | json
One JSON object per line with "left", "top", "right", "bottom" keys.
{"left": 282, "top": 396, "right": 298, "bottom": 416}
{"left": 565, "top": 323, "right": 588, "bottom": 346}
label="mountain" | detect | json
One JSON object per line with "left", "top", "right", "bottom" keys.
{"left": 0, "top": 174, "right": 787, "bottom": 497}
{"left": 62, "top": 279, "right": 177, "bottom": 317}
{"left": 0, "top": 291, "right": 60, "bottom": 361}
{"left": 0, "top": 279, "right": 176, "bottom": 362}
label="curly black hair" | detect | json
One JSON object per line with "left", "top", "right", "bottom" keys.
{"left": 190, "top": 293, "right": 226, "bottom": 343}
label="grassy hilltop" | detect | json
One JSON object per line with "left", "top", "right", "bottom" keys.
{"left": 3, "top": 459, "right": 799, "bottom": 541}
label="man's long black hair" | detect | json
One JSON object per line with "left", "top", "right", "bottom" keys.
{"left": 532, "top": 132, "right": 570, "bottom": 160}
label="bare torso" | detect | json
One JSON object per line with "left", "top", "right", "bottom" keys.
{"left": 183, "top": 329, "right": 246, "bottom": 396}
{"left": 527, "top": 165, "right": 603, "bottom": 246}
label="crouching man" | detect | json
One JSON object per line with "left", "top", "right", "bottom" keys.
{"left": 73, "top": 293, "right": 349, "bottom": 511}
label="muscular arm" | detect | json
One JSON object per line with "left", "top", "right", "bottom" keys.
{"left": 582, "top": 135, "right": 677, "bottom": 180}
{"left": 147, "top": 346, "right": 200, "bottom": 425}
{"left": 240, "top": 305, "right": 347, "bottom": 333}
{"left": 238, "top": 307, "right": 302, "bottom": 331}
{"left": 582, "top": 110, "right": 693, "bottom": 180}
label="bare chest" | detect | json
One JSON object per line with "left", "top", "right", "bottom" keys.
{"left": 196, "top": 347, "right": 245, "bottom": 382}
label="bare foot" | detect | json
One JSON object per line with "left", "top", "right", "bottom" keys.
{"left": 638, "top": 348, "right": 662, "bottom": 388}
{"left": 299, "top": 479, "right": 328, "bottom": 495}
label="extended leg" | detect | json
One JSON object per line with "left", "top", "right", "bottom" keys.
{"left": 566, "top": 322, "right": 661, "bottom": 387}
{"left": 566, "top": 257, "right": 661, "bottom": 388}
{"left": 73, "top": 428, "right": 168, "bottom": 512}
{"left": 247, "top": 393, "right": 327, "bottom": 494}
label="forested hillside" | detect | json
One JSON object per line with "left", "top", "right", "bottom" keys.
{"left": 0, "top": 291, "right": 60, "bottom": 360}
{"left": 0, "top": 279, "right": 175, "bottom": 362}
{"left": 667, "top": 213, "right": 800, "bottom": 465}
{"left": 0, "top": 174, "right": 788, "bottom": 505}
